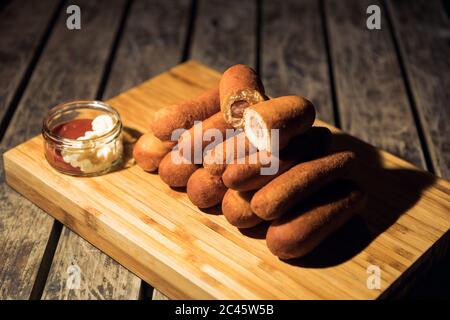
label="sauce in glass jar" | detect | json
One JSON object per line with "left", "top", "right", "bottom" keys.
{"left": 53, "top": 119, "right": 93, "bottom": 139}
{"left": 42, "top": 101, "right": 123, "bottom": 176}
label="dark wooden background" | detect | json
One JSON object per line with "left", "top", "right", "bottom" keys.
{"left": 0, "top": 0, "right": 449, "bottom": 299}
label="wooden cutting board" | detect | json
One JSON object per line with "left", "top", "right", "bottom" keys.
{"left": 3, "top": 61, "right": 450, "bottom": 299}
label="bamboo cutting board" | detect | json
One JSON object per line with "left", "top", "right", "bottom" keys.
{"left": 3, "top": 61, "right": 450, "bottom": 299}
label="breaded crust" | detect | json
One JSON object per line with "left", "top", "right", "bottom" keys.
{"left": 151, "top": 87, "right": 220, "bottom": 141}
{"left": 266, "top": 180, "right": 366, "bottom": 259}
{"left": 222, "top": 189, "right": 262, "bottom": 228}
{"left": 133, "top": 132, "right": 176, "bottom": 172}
{"left": 243, "top": 96, "right": 315, "bottom": 152}
{"left": 220, "top": 64, "right": 265, "bottom": 128}
{"left": 223, "top": 127, "right": 332, "bottom": 191}
{"left": 187, "top": 168, "right": 228, "bottom": 208}
{"left": 158, "top": 149, "right": 199, "bottom": 187}
{"left": 203, "top": 132, "right": 256, "bottom": 176}
{"left": 251, "top": 151, "right": 356, "bottom": 220}
{"left": 178, "top": 112, "right": 233, "bottom": 158}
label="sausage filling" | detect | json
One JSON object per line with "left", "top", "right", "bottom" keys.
{"left": 231, "top": 100, "right": 249, "bottom": 118}
{"left": 225, "top": 89, "right": 266, "bottom": 128}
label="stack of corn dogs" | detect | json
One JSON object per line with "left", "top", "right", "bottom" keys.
{"left": 133, "top": 64, "right": 366, "bottom": 260}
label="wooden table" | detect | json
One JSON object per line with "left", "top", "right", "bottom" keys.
{"left": 0, "top": 0, "right": 448, "bottom": 300}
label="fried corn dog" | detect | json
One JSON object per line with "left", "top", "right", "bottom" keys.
{"left": 178, "top": 112, "right": 233, "bottom": 160}
{"left": 187, "top": 168, "right": 228, "bottom": 208}
{"left": 151, "top": 87, "right": 220, "bottom": 141}
{"left": 220, "top": 64, "right": 266, "bottom": 128}
{"left": 203, "top": 131, "right": 256, "bottom": 176}
{"left": 251, "top": 151, "right": 356, "bottom": 220}
{"left": 158, "top": 149, "right": 199, "bottom": 187}
{"left": 222, "top": 189, "right": 262, "bottom": 229}
{"left": 243, "top": 96, "right": 315, "bottom": 152}
{"left": 222, "top": 127, "right": 332, "bottom": 191}
{"left": 266, "top": 180, "right": 366, "bottom": 259}
{"left": 133, "top": 132, "right": 176, "bottom": 172}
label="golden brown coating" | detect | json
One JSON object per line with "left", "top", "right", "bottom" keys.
{"left": 158, "top": 149, "right": 199, "bottom": 187}
{"left": 187, "top": 168, "right": 228, "bottom": 208}
{"left": 251, "top": 151, "right": 356, "bottom": 221}
{"left": 151, "top": 87, "right": 220, "bottom": 141}
{"left": 133, "top": 132, "right": 176, "bottom": 172}
{"left": 178, "top": 112, "right": 233, "bottom": 158}
{"left": 266, "top": 180, "right": 366, "bottom": 259}
{"left": 243, "top": 96, "right": 315, "bottom": 152}
{"left": 220, "top": 64, "right": 266, "bottom": 128}
{"left": 222, "top": 127, "right": 332, "bottom": 191}
{"left": 222, "top": 189, "right": 262, "bottom": 229}
{"left": 203, "top": 132, "right": 256, "bottom": 176}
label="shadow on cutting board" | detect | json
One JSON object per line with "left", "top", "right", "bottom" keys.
{"left": 112, "top": 126, "right": 143, "bottom": 172}
{"left": 281, "top": 131, "right": 436, "bottom": 268}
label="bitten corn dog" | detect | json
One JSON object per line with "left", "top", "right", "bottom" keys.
{"left": 222, "top": 127, "right": 332, "bottom": 191}
{"left": 251, "top": 151, "right": 356, "bottom": 221}
{"left": 178, "top": 112, "right": 233, "bottom": 159}
{"left": 220, "top": 64, "right": 266, "bottom": 128}
{"left": 243, "top": 96, "right": 315, "bottom": 152}
{"left": 222, "top": 189, "right": 262, "bottom": 228}
{"left": 266, "top": 180, "right": 366, "bottom": 259}
{"left": 203, "top": 131, "right": 255, "bottom": 176}
{"left": 151, "top": 87, "right": 220, "bottom": 141}
{"left": 187, "top": 168, "right": 228, "bottom": 208}
{"left": 133, "top": 132, "right": 176, "bottom": 172}
{"left": 158, "top": 149, "right": 199, "bottom": 187}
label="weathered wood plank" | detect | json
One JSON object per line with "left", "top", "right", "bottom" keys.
{"left": 0, "top": 0, "right": 59, "bottom": 126}
{"left": 0, "top": 0, "right": 62, "bottom": 300}
{"left": 152, "top": 289, "right": 169, "bottom": 300}
{"left": 385, "top": 0, "right": 450, "bottom": 298}
{"left": 42, "top": 228, "right": 140, "bottom": 300}
{"left": 190, "top": 0, "right": 257, "bottom": 70}
{"left": 260, "top": 0, "right": 334, "bottom": 124}
{"left": 325, "top": 0, "right": 426, "bottom": 168}
{"left": 325, "top": 0, "right": 449, "bottom": 297}
{"left": 104, "top": 0, "right": 191, "bottom": 99}
{"left": 0, "top": 0, "right": 140, "bottom": 300}
{"left": 44, "top": 0, "right": 192, "bottom": 300}
{"left": 386, "top": 0, "right": 450, "bottom": 179}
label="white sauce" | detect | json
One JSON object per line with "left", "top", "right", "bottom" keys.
{"left": 61, "top": 114, "right": 122, "bottom": 173}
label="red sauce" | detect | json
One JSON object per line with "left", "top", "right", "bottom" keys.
{"left": 45, "top": 118, "right": 93, "bottom": 172}
{"left": 53, "top": 118, "right": 93, "bottom": 139}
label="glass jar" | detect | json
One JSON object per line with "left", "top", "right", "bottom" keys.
{"left": 42, "top": 100, "right": 123, "bottom": 176}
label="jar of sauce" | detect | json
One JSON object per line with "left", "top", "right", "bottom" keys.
{"left": 42, "top": 100, "right": 123, "bottom": 176}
